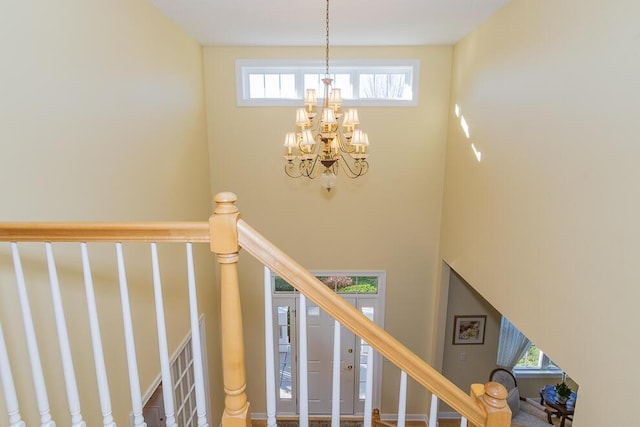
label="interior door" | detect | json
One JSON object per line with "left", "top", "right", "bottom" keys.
{"left": 306, "top": 297, "right": 357, "bottom": 414}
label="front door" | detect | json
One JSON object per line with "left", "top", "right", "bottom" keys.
{"left": 272, "top": 272, "right": 385, "bottom": 416}
{"left": 306, "top": 297, "right": 357, "bottom": 414}
{"left": 274, "top": 296, "right": 357, "bottom": 415}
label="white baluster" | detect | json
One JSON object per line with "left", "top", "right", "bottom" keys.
{"left": 115, "top": 243, "right": 146, "bottom": 427}
{"left": 11, "top": 243, "right": 56, "bottom": 427}
{"left": 80, "top": 243, "right": 116, "bottom": 427}
{"left": 460, "top": 417, "right": 468, "bottom": 427}
{"left": 298, "top": 294, "right": 309, "bottom": 427}
{"left": 397, "top": 371, "right": 407, "bottom": 427}
{"left": 263, "top": 267, "right": 277, "bottom": 427}
{"left": 428, "top": 393, "right": 438, "bottom": 427}
{"left": 331, "top": 320, "right": 341, "bottom": 427}
{"left": 363, "top": 343, "right": 374, "bottom": 427}
{"left": 45, "top": 243, "right": 85, "bottom": 427}
{"left": 0, "top": 321, "right": 26, "bottom": 427}
{"left": 150, "top": 243, "right": 177, "bottom": 427}
{"left": 186, "top": 243, "right": 209, "bottom": 427}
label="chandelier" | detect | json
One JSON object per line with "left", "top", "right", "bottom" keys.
{"left": 283, "top": 0, "right": 370, "bottom": 192}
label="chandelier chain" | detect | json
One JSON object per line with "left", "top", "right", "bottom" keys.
{"left": 325, "top": 0, "right": 330, "bottom": 77}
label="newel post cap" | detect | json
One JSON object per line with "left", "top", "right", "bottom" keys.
{"left": 482, "top": 381, "right": 508, "bottom": 409}
{"left": 214, "top": 192, "right": 239, "bottom": 214}
{"left": 210, "top": 192, "right": 241, "bottom": 254}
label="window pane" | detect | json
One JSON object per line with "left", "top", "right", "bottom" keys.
{"left": 275, "top": 277, "right": 294, "bottom": 292}
{"left": 333, "top": 73, "right": 353, "bottom": 99}
{"left": 359, "top": 306, "right": 374, "bottom": 400}
{"left": 359, "top": 356, "right": 367, "bottom": 400}
{"left": 281, "top": 74, "right": 296, "bottom": 98}
{"left": 360, "top": 73, "right": 392, "bottom": 98}
{"left": 304, "top": 73, "right": 322, "bottom": 97}
{"left": 359, "top": 73, "right": 410, "bottom": 100}
{"left": 327, "top": 276, "right": 354, "bottom": 293}
{"left": 249, "top": 74, "right": 265, "bottom": 98}
{"left": 516, "top": 344, "right": 543, "bottom": 368}
{"left": 251, "top": 73, "right": 297, "bottom": 99}
{"left": 377, "top": 74, "right": 389, "bottom": 98}
{"left": 361, "top": 306, "right": 374, "bottom": 321}
{"left": 264, "top": 74, "right": 280, "bottom": 98}
{"left": 389, "top": 74, "right": 409, "bottom": 99}
{"left": 316, "top": 276, "right": 335, "bottom": 291}
{"left": 277, "top": 306, "right": 293, "bottom": 399}
{"left": 304, "top": 73, "right": 353, "bottom": 100}
{"left": 355, "top": 276, "right": 378, "bottom": 293}
{"left": 359, "top": 74, "right": 374, "bottom": 98}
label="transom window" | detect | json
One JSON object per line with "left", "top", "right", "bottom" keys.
{"left": 236, "top": 59, "right": 419, "bottom": 107}
{"left": 274, "top": 273, "right": 380, "bottom": 294}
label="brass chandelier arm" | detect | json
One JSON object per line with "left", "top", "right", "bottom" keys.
{"left": 334, "top": 132, "right": 357, "bottom": 153}
{"left": 338, "top": 153, "right": 369, "bottom": 178}
{"left": 284, "top": 156, "right": 321, "bottom": 179}
{"left": 284, "top": 162, "right": 302, "bottom": 178}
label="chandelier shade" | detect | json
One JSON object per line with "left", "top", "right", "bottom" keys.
{"left": 282, "top": 0, "right": 370, "bottom": 191}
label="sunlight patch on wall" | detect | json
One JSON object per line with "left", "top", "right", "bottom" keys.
{"left": 460, "top": 115, "right": 470, "bottom": 139}
{"left": 471, "top": 143, "right": 482, "bottom": 162}
{"left": 454, "top": 104, "right": 481, "bottom": 162}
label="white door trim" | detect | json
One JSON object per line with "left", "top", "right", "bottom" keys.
{"left": 269, "top": 270, "right": 385, "bottom": 416}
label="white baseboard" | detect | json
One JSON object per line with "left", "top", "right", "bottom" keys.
{"left": 436, "top": 412, "right": 461, "bottom": 420}
{"left": 379, "top": 413, "right": 428, "bottom": 423}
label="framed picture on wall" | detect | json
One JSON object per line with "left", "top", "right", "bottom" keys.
{"left": 452, "top": 315, "right": 486, "bottom": 345}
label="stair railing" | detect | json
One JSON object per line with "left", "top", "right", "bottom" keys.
{"left": 211, "top": 193, "right": 511, "bottom": 427}
{"left": 0, "top": 222, "right": 212, "bottom": 426}
{"left": 0, "top": 192, "right": 511, "bottom": 427}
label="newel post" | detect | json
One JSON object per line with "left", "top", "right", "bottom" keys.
{"left": 470, "top": 382, "right": 511, "bottom": 427}
{"left": 211, "top": 192, "right": 252, "bottom": 427}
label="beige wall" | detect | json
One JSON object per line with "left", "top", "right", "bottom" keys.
{"left": 440, "top": 0, "right": 640, "bottom": 424}
{"left": 441, "top": 271, "right": 500, "bottom": 413}
{"left": 204, "top": 45, "right": 452, "bottom": 415}
{"left": 0, "top": 1, "right": 220, "bottom": 425}
{"left": 440, "top": 270, "right": 567, "bottom": 409}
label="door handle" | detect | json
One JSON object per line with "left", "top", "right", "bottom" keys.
{"left": 347, "top": 348, "right": 353, "bottom": 353}
{"left": 346, "top": 364, "right": 353, "bottom": 370}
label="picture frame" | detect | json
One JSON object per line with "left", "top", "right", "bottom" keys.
{"left": 452, "top": 315, "right": 486, "bottom": 345}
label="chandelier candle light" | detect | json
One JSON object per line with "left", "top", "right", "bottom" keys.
{"left": 283, "top": 0, "right": 370, "bottom": 192}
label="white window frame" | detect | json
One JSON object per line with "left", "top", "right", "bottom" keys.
{"left": 512, "top": 343, "right": 563, "bottom": 378}
{"left": 236, "top": 59, "right": 420, "bottom": 107}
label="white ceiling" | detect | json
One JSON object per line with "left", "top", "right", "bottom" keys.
{"left": 148, "top": 0, "right": 511, "bottom": 46}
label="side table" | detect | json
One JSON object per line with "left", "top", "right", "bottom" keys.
{"left": 539, "top": 392, "right": 574, "bottom": 427}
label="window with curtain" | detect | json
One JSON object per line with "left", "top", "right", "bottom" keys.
{"left": 496, "top": 317, "right": 531, "bottom": 368}
{"left": 497, "top": 317, "right": 562, "bottom": 375}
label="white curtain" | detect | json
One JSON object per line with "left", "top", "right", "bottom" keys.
{"left": 496, "top": 317, "right": 531, "bottom": 369}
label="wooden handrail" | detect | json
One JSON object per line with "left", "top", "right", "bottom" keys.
{"left": 0, "top": 222, "right": 210, "bottom": 242}
{"left": 236, "top": 219, "right": 486, "bottom": 427}
{"left": 0, "top": 193, "right": 509, "bottom": 427}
